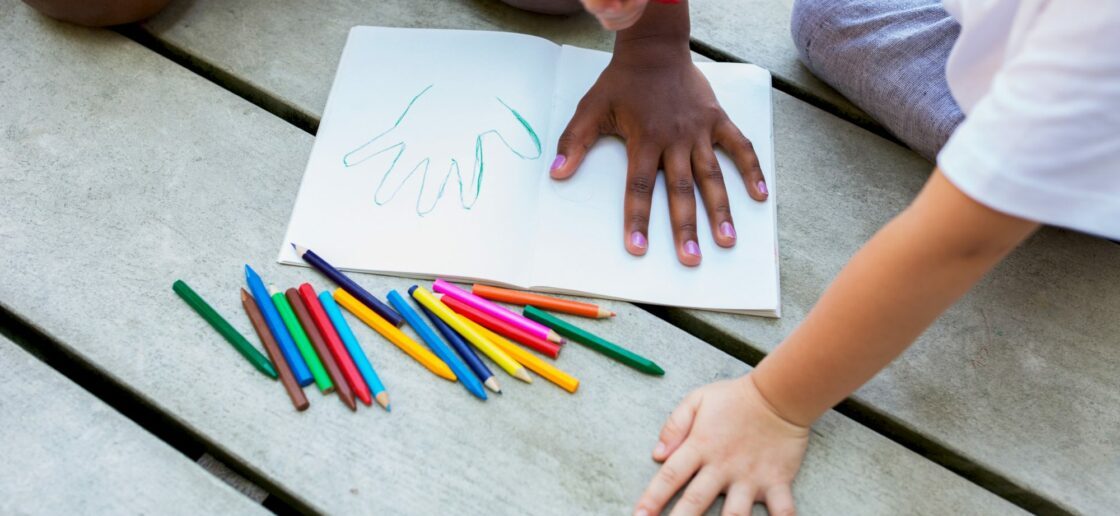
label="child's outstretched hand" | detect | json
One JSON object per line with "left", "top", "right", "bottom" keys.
{"left": 634, "top": 375, "right": 808, "bottom": 516}
{"left": 551, "top": 54, "right": 768, "bottom": 266}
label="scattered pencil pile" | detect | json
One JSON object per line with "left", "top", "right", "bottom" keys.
{"left": 172, "top": 243, "right": 663, "bottom": 412}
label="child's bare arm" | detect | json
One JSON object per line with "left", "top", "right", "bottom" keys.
{"left": 635, "top": 169, "right": 1039, "bottom": 515}
{"left": 753, "top": 169, "right": 1039, "bottom": 426}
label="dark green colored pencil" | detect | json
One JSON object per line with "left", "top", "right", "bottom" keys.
{"left": 173, "top": 280, "right": 278, "bottom": 379}
{"left": 522, "top": 306, "right": 664, "bottom": 376}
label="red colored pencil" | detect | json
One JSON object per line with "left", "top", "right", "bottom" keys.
{"left": 438, "top": 295, "right": 562, "bottom": 359}
{"left": 298, "top": 283, "right": 372, "bottom": 406}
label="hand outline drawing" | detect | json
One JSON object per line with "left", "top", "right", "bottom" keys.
{"left": 342, "top": 84, "right": 542, "bottom": 216}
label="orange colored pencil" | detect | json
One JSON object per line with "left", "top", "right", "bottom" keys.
{"left": 471, "top": 285, "right": 614, "bottom": 319}
{"left": 457, "top": 316, "right": 580, "bottom": 393}
{"left": 333, "top": 288, "right": 456, "bottom": 382}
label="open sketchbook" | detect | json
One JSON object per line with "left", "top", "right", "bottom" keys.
{"left": 278, "top": 27, "right": 780, "bottom": 316}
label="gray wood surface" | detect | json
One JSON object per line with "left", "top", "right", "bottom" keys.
{"left": 0, "top": 336, "right": 264, "bottom": 515}
{"left": 0, "top": 1, "right": 1022, "bottom": 513}
{"left": 136, "top": 0, "right": 1120, "bottom": 513}
{"left": 689, "top": 0, "right": 871, "bottom": 126}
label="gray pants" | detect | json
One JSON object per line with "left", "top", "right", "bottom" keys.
{"left": 791, "top": 0, "right": 964, "bottom": 161}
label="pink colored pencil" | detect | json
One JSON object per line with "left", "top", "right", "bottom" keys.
{"left": 432, "top": 279, "right": 564, "bottom": 344}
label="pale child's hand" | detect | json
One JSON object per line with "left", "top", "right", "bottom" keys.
{"left": 635, "top": 375, "right": 808, "bottom": 516}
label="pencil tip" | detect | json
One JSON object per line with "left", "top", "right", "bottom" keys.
{"left": 484, "top": 378, "right": 502, "bottom": 393}
{"left": 376, "top": 392, "right": 391, "bottom": 411}
{"left": 240, "top": 288, "right": 251, "bottom": 301}
{"left": 514, "top": 368, "right": 533, "bottom": 383}
{"left": 291, "top": 243, "right": 307, "bottom": 256}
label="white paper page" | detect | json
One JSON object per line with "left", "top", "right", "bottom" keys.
{"left": 278, "top": 27, "right": 559, "bottom": 286}
{"left": 531, "top": 46, "right": 779, "bottom": 313}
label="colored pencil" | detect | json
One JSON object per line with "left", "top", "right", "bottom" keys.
{"left": 286, "top": 288, "right": 356, "bottom": 411}
{"left": 524, "top": 306, "right": 665, "bottom": 376}
{"left": 410, "top": 286, "right": 531, "bottom": 383}
{"left": 172, "top": 280, "right": 276, "bottom": 379}
{"left": 333, "top": 288, "right": 456, "bottom": 382}
{"left": 244, "top": 265, "right": 312, "bottom": 386}
{"left": 411, "top": 287, "right": 501, "bottom": 394}
{"left": 270, "top": 285, "right": 333, "bottom": 393}
{"left": 319, "top": 292, "right": 390, "bottom": 411}
{"left": 433, "top": 279, "right": 563, "bottom": 344}
{"left": 240, "top": 289, "right": 309, "bottom": 411}
{"left": 297, "top": 283, "right": 372, "bottom": 407}
{"left": 387, "top": 290, "right": 487, "bottom": 400}
{"left": 291, "top": 244, "right": 403, "bottom": 327}
{"left": 472, "top": 284, "right": 614, "bottom": 319}
{"left": 457, "top": 316, "right": 579, "bottom": 393}
{"left": 438, "top": 294, "right": 561, "bottom": 358}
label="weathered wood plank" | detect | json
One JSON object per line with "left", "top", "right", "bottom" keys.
{"left": 1, "top": 2, "right": 1019, "bottom": 513}
{"left": 0, "top": 336, "right": 264, "bottom": 515}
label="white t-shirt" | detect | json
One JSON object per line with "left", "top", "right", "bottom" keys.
{"left": 937, "top": 0, "right": 1120, "bottom": 239}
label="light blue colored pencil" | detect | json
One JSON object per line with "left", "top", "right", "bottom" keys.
{"left": 319, "top": 291, "right": 390, "bottom": 411}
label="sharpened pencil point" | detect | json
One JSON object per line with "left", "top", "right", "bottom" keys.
{"left": 513, "top": 368, "right": 533, "bottom": 383}
{"left": 484, "top": 377, "right": 502, "bottom": 393}
{"left": 376, "top": 392, "right": 391, "bottom": 411}
{"left": 240, "top": 288, "right": 251, "bottom": 302}
{"left": 546, "top": 330, "right": 563, "bottom": 344}
{"left": 291, "top": 243, "right": 307, "bottom": 256}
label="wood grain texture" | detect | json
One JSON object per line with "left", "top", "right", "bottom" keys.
{"left": 0, "top": 1, "right": 1022, "bottom": 513}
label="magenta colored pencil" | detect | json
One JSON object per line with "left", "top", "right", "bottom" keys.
{"left": 432, "top": 279, "right": 563, "bottom": 344}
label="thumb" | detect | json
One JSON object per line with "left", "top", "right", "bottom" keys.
{"left": 653, "top": 390, "right": 702, "bottom": 461}
{"left": 551, "top": 99, "right": 606, "bottom": 180}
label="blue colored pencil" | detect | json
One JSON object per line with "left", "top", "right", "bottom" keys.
{"left": 291, "top": 244, "right": 404, "bottom": 328}
{"left": 319, "top": 291, "right": 390, "bottom": 411}
{"left": 387, "top": 291, "right": 486, "bottom": 401}
{"left": 244, "top": 265, "right": 312, "bottom": 386}
{"left": 409, "top": 285, "right": 501, "bottom": 394}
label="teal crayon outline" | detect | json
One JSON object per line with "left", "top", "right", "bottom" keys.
{"left": 341, "top": 84, "right": 542, "bottom": 216}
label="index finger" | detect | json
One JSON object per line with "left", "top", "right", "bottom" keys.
{"left": 635, "top": 443, "right": 702, "bottom": 516}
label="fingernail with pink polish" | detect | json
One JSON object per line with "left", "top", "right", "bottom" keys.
{"left": 685, "top": 240, "right": 701, "bottom": 257}
{"left": 551, "top": 155, "right": 566, "bottom": 171}
{"left": 630, "top": 231, "right": 648, "bottom": 250}
{"left": 720, "top": 221, "right": 737, "bottom": 240}
{"left": 758, "top": 180, "right": 769, "bottom": 195}
{"left": 653, "top": 441, "right": 666, "bottom": 455}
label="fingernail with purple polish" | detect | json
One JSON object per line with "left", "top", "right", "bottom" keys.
{"left": 720, "top": 221, "right": 737, "bottom": 240}
{"left": 758, "top": 180, "right": 769, "bottom": 195}
{"left": 685, "top": 240, "right": 701, "bottom": 257}
{"left": 550, "top": 155, "right": 566, "bottom": 171}
{"left": 630, "top": 231, "right": 648, "bottom": 250}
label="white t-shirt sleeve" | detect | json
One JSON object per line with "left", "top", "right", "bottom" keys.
{"left": 937, "top": 1, "right": 1120, "bottom": 240}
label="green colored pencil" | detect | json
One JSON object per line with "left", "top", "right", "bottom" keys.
{"left": 172, "top": 280, "right": 277, "bottom": 379}
{"left": 522, "top": 306, "right": 665, "bottom": 376}
{"left": 269, "top": 285, "right": 334, "bottom": 393}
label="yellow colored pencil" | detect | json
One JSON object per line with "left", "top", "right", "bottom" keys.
{"left": 333, "top": 288, "right": 456, "bottom": 382}
{"left": 411, "top": 286, "right": 531, "bottom": 383}
{"left": 458, "top": 317, "right": 579, "bottom": 394}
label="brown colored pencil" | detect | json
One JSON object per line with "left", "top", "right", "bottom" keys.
{"left": 286, "top": 288, "right": 356, "bottom": 411}
{"left": 241, "top": 288, "right": 309, "bottom": 411}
